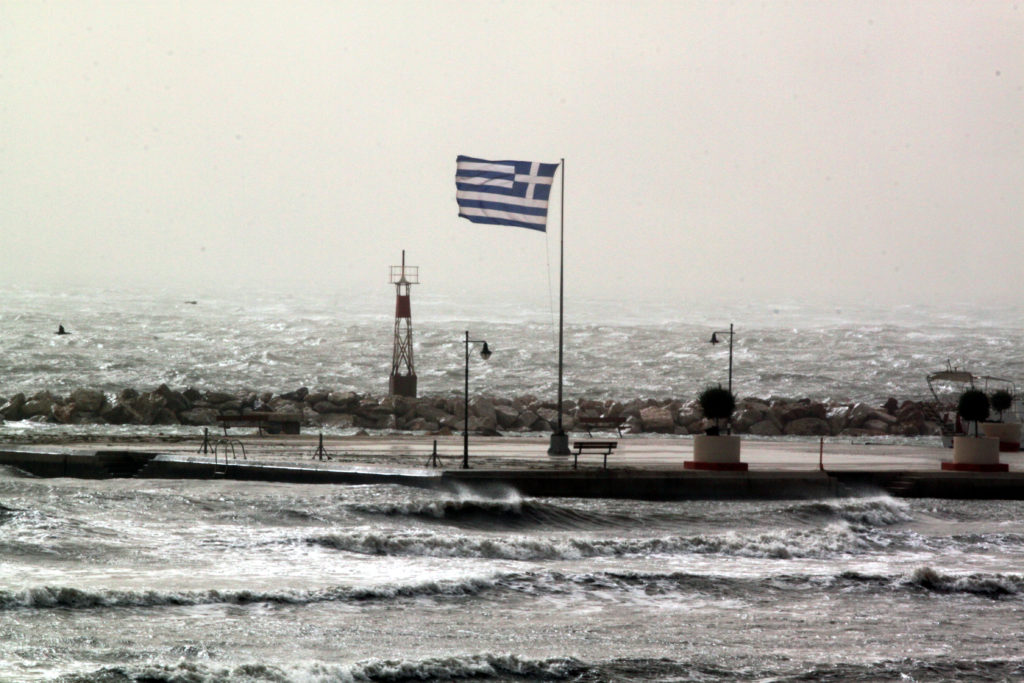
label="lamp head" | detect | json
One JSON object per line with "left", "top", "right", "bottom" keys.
{"left": 710, "top": 332, "right": 719, "bottom": 345}
{"left": 480, "top": 342, "right": 492, "bottom": 360}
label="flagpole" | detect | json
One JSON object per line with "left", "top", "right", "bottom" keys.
{"left": 548, "top": 157, "right": 570, "bottom": 455}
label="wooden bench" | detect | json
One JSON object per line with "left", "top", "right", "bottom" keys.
{"left": 217, "top": 412, "right": 302, "bottom": 436}
{"left": 572, "top": 440, "right": 618, "bottom": 469}
{"left": 576, "top": 415, "right": 627, "bottom": 437}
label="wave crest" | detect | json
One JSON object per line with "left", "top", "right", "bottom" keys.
{"left": 907, "top": 567, "right": 1023, "bottom": 598}
{"left": 786, "top": 496, "right": 913, "bottom": 526}
{"left": 308, "top": 522, "right": 876, "bottom": 561}
{"left": 349, "top": 496, "right": 626, "bottom": 530}
{"left": 54, "top": 653, "right": 585, "bottom": 682}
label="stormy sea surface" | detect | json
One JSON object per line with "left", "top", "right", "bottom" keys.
{"left": 4, "top": 476, "right": 1024, "bottom": 682}
{"left": 2, "top": 285, "right": 1023, "bottom": 404}
{"left": 3, "top": 286, "right": 1024, "bottom": 681}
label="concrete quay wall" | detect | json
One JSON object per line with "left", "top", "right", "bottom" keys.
{"left": 0, "top": 447, "right": 155, "bottom": 479}
{"left": 3, "top": 447, "right": 1024, "bottom": 500}
{"left": 442, "top": 469, "right": 841, "bottom": 500}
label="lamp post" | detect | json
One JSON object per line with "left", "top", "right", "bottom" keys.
{"left": 710, "top": 323, "right": 734, "bottom": 433}
{"left": 709, "top": 323, "right": 734, "bottom": 395}
{"left": 463, "top": 330, "right": 492, "bottom": 469}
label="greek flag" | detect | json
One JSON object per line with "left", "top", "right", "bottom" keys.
{"left": 456, "top": 155, "right": 559, "bottom": 231}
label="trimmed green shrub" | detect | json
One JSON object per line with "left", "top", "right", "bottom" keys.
{"left": 698, "top": 385, "right": 736, "bottom": 433}
{"left": 957, "top": 389, "right": 990, "bottom": 437}
{"left": 990, "top": 389, "right": 1014, "bottom": 422}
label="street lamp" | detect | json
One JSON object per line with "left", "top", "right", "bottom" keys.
{"left": 463, "top": 330, "right": 492, "bottom": 469}
{"left": 709, "top": 323, "right": 735, "bottom": 434}
{"left": 709, "top": 323, "right": 735, "bottom": 396}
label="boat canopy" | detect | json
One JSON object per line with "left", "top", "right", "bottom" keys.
{"left": 927, "top": 371, "right": 975, "bottom": 385}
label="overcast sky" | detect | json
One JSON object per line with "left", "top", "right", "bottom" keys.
{"left": 3, "top": 1, "right": 1021, "bottom": 310}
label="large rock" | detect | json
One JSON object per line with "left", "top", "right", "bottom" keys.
{"left": 783, "top": 417, "right": 831, "bottom": 436}
{"left": 318, "top": 413, "right": 356, "bottom": 428}
{"left": 536, "top": 407, "right": 560, "bottom": 426}
{"left": 470, "top": 398, "right": 498, "bottom": 432}
{"left": 846, "top": 402, "right": 879, "bottom": 428}
{"left": 118, "top": 388, "right": 140, "bottom": 403}
{"left": 328, "top": 391, "right": 360, "bottom": 410}
{"left": 494, "top": 405, "right": 519, "bottom": 429}
{"left": 305, "top": 393, "right": 329, "bottom": 409}
{"left": 749, "top": 419, "right": 783, "bottom": 436}
{"left": 52, "top": 403, "right": 76, "bottom": 424}
{"left": 179, "top": 407, "right": 219, "bottom": 426}
{"left": 416, "top": 404, "right": 454, "bottom": 423}
{"left": 21, "top": 392, "right": 56, "bottom": 419}
{"left": 780, "top": 401, "right": 827, "bottom": 423}
{"left": 152, "top": 408, "right": 180, "bottom": 425}
{"left": 515, "top": 410, "right": 541, "bottom": 430}
{"left": 101, "top": 403, "right": 143, "bottom": 425}
{"left": 280, "top": 387, "right": 309, "bottom": 402}
{"left": 205, "top": 391, "right": 236, "bottom": 405}
{"left": 405, "top": 418, "right": 440, "bottom": 432}
{"left": 640, "top": 405, "right": 675, "bottom": 433}
{"left": 312, "top": 401, "right": 347, "bottom": 415}
{"left": 305, "top": 391, "right": 330, "bottom": 406}
{"left": 676, "top": 406, "right": 703, "bottom": 430}
{"left": 0, "top": 393, "right": 26, "bottom": 420}
{"left": 732, "top": 406, "right": 766, "bottom": 433}
{"left": 376, "top": 414, "right": 399, "bottom": 431}
{"left": 577, "top": 398, "right": 605, "bottom": 413}
{"left": 70, "top": 388, "right": 106, "bottom": 413}
{"left": 154, "top": 384, "right": 190, "bottom": 413}
{"left": 862, "top": 419, "right": 893, "bottom": 433}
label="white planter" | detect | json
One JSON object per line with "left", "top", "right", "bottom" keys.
{"left": 952, "top": 436, "right": 1001, "bottom": 465}
{"left": 693, "top": 435, "right": 741, "bottom": 463}
{"left": 980, "top": 422, "right": 1021, "bottom": 452}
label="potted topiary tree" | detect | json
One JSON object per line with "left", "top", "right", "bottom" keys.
{"left": 945, "top": 388, "right": 1005, "bottom": 471}
{"left": 687, "top": 385, "right": 746, "bottom": 470}
{"left": 981, "top": 389, "right": 1021, "bottom": 452}
{"left": 958, "top": 388, "right": 989, "bottom": 437}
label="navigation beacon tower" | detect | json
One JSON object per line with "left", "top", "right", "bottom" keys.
{"left": 388, "top": 250, "right": 418, "bottom": 397}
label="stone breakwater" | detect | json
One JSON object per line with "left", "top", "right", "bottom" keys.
{"left": 0, "top": 385, "right": 947, "bottom": 438}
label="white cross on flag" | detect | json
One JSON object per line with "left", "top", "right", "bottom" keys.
{"left": 455, "top": 155, "right": 560, "bottom": 231}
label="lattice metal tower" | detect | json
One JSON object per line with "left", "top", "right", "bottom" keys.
{"left": 388, "top": 250, "right": 418, "bottom": 397}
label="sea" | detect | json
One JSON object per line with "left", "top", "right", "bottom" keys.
{"left": 2, "top": 285, "right": 1024, "bottom": 408}
{"left": 3, "top": 286, "right": 1024, "bottom": 682}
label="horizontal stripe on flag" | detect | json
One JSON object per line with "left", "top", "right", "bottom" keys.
{"left": 458, "top": 207, "right": 548, "bottom": 225}
{"left": 457, "top": 201, "right": 548, "bottom": 220}
{"left": 456, "top": 175, "right": 514, "bottom": 188}
{"left": 457, "top": 160, "right": 516, "bottom": 173}
{"left": 455, "top": 189, "right": 549, "bottom": 209}
{"left": 455, "top": 155, "right": 559, "bottom": 231}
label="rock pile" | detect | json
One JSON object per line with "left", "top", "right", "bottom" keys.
{"left": 0, "top": 385, "right": 947, "bottom": 438}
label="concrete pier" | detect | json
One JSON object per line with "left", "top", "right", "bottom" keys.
{"left": 2, "top": 435, "right": 1023, "bottom": 500}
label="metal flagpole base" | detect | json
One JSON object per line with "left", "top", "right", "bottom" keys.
{"left": 547, "top": 431, "right": 570, "bottom": 456}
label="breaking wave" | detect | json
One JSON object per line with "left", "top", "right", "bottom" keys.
{"left": 10, "top": 567, "right": 1024, "bottom": 615}
{"left": 54, "top": 653, "right": 585, "bottom": 682}
{"left": 51, "top": 653, "right": 1024, "bottom": 682}
{"left": 308, "top": 523, "right": 881, "bottom": 561}
{"left": 349, "top": 496, "right": 637, "bottom": 530}
{"left": 782, "top": 496, "right": 914, "bottom": 527}
{"left": 905, "top": 566, "right": 1024, "bottom": 598}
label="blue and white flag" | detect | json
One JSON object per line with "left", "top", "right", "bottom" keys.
{"left": 456, "top": 155, "right": 559, "bottom": 231}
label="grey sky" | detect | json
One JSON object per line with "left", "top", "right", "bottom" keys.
{"left": 3, "top": 1, "right": 1021, "bottom": 309}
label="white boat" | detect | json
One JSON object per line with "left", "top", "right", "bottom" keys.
{"left": 926, "top": 363, "right": 1019, "bottom": 447}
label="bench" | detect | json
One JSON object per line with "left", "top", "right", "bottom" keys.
{"left": 576, "top": 415, "right": 627, "bottom": 437}
{"left": 572, "top": 440, "right": 618, "bottom": 469}
{"left": 216, "top": 412, "right": 302, "bottom": 436}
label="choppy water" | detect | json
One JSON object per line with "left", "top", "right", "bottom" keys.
{"left": 4, "top": 287, "right": 1024, "bottom": 680}
{"left": 2, "top": 471, "right": 1024, "bottom": 681}
{"left": 2, "top": 285, "right": 1023, "bottom": 405}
